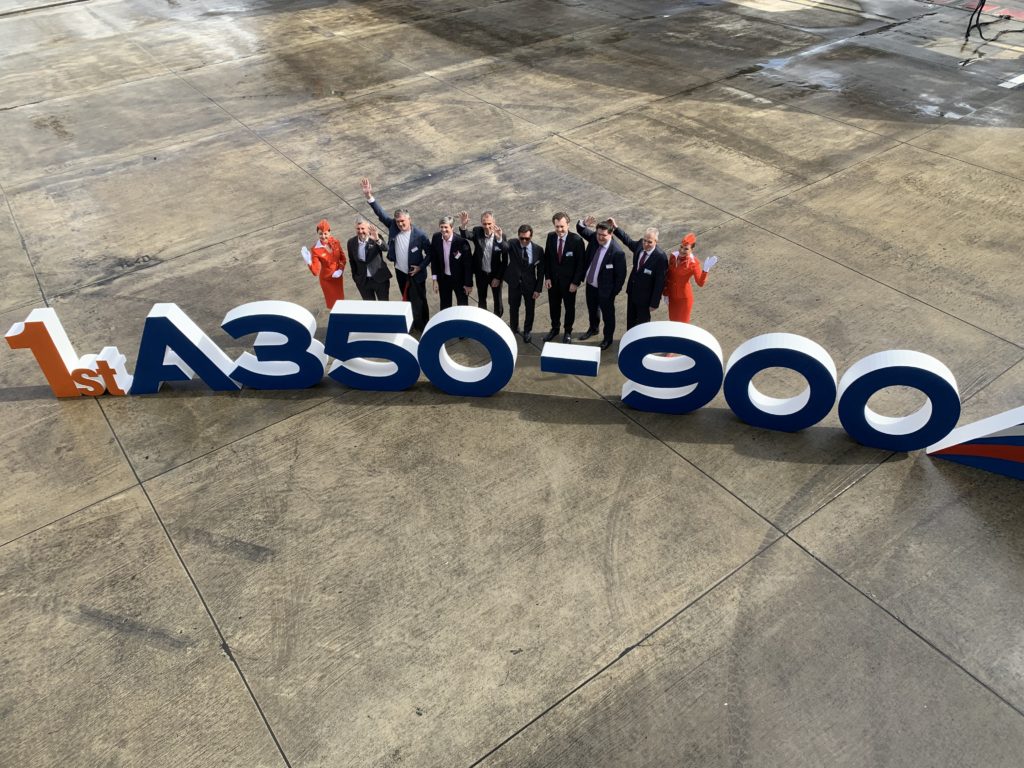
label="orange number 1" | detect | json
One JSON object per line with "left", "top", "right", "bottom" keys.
{"left": 6, "top": 308, "right": 86, "bottom": 398}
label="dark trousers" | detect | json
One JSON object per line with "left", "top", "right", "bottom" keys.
{"left": 475, "top": 272, "right": 504, "bottom": 315}
{"left": 356, "top": 280, "right": 390, "bottom": 301}
{"left": 548, "top": 280, "right": 577, "bottom": 334}
{"left": 626, "top": 299, "right": 652, "bottom": 330}
{"left": 586, "top": 284, "right": 616, "bottom": 343}
{"left": 396, "top": 271, "right": 429, "bottom": 332}
{"left": 437, "top": 274, "right": 470, "bottom": 310}
{"left": 508, "top": 283, "right": 537, "bottom": 333}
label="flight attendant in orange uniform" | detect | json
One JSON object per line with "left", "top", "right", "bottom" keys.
{"left": 664, "top": 233, "right": 717, "bottom": 323}
{"left": 301, "top": 219, "right": 347, "bottom": 308}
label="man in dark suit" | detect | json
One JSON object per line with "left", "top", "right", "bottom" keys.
{"left": 577, "top": 216, "right": 627, "bottom": 350}
{"left": 504, "top": 224, "right": 545, "bottom": 344}
{"left": 543, "top": 212, "right": 587, "bottom": 344}
{"left": 429, "top": 216, "right": 473, "bottom": 309}
{"left": 347, "top": 217, "right": 392, "bottom": 301}
{"left": 361, "top": 177, "right": 432, "bottom": 331}
{"left": 458, "top": 210, "right": 507, "bottom": 317}
{"left": 609, "top": 219, "right": 668, "bottom": 329}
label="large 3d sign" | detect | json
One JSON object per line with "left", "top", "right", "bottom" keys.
{"left": 5, "top": 301, "right": 1021, "bottom": 480}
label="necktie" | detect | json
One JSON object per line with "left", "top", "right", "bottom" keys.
{"left": 638, "top": 250, "right": 648, "bottom": 271}
{"left": 587, "top": 246, "right": 604, "bottom": 285}
{"left": 360, "top": 239, "right": 374, "bottom": 276}
{"left": 557, "top": 237, "right": 564, "bottom": 264}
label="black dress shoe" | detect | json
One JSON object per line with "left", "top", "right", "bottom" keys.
{"left": 544, "top": 330, "right": 559, "bottom": 342}
{"left": 579, "top": 329, "right": 597, "bottom": 341}
{"left": 562, "top": 333, "right": 572, "bottom": 344}
{"left": 523, "top": 332, "right": 532, "bottom": 344}
{"left": 600, "top": 339, "right": 613, "bottom": 351}
{"left": 511, "top": 327, "right": 522, "bottom": 336}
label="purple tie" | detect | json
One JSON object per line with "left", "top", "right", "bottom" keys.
{"left": 587, "top": 246, "right": 604, "bottom": 285}
{"left": 638, "top": 251, "right": 648, "bottom": 272}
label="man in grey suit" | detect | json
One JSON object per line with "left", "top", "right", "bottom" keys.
{"left": 347, "top": 218, "right": 392, "bottom": 301}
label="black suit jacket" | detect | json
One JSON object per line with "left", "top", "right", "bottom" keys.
{"left": 368, "top": 198, "right": 431, "bottom": 282}
{"left": 504, "top": 240, "right": 545, "bottom": 293}
{"left": 429, "top": 233, "right": 474, "bottom": 288}
{"left": 460, "top": 226, "right": 508, "bottom": 281}
{"left": 614, "top": 227, "right": 667, "bottom": 308}
{"left": 577, "top": 221, "right": 627, "bottom": 299}
{"left": 347, "top": 235, "right": 392, "bottom": 287}
{"left": 543, "top": 231, "right": 586, "bottom": 286}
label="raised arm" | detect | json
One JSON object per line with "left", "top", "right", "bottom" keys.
{"left": 361, "top": 177, "right": 394, "bottom": 229}
{"left": 693, "top": 255, "right": 708, "bottom": 287}
{"left": 612, "top": 220, "right": 641, "bottom": 253}
{"left": 576, "top": 215, "right": 597, "bottom": 244}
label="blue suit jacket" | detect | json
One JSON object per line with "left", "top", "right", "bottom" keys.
{"left": 368, "top": 198, "right": 432, "bottom": 283}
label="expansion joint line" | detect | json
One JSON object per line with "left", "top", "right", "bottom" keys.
{"left": 0, "top": 179, "right": 50, "bottom": 310}
{"left": 466, "top": 536, "right": 787, "bottom": 767}
{"left": 92, "top": 401, "right": 295, "bottom": 768}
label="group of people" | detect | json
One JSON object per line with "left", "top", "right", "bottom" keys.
{"left": 301, "top": 177, "right": 718, "bottom": 350}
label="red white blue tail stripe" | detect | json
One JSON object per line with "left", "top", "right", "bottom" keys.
{"left": 927, "top": 405, "right": 1024, "bottom": 480}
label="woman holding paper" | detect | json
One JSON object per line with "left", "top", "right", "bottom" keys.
{"left": 664, "top": 232, "right": 717, "bottom": 323}
{"left": 301, "top": 219, "right": 347, "bottom": 309}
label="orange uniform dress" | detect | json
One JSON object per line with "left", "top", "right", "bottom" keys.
{"left": 664, "top": 251, "right": 707, "bottom": 323}
{"left": 308, "top": 236, "right": 347, "bottom": 308}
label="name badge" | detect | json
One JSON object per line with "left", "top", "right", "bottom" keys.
{"left": 605, "top": 263, "right": 613, "bottom": 269}
{"left": 411, "top": 247, "right": 419, "bottom": 253}
{"left": 565, "top": 251, "right": 573, "bottom": 258}
{"left": 454, "top": 254, "right": 461, "bottom": 260}
{"left": 643, "top": 268, "right": 652, "bottom": 275}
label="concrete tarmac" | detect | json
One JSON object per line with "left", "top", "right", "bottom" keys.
{"left": 1, "top": 0, "right": 1023, "bottom": 765}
